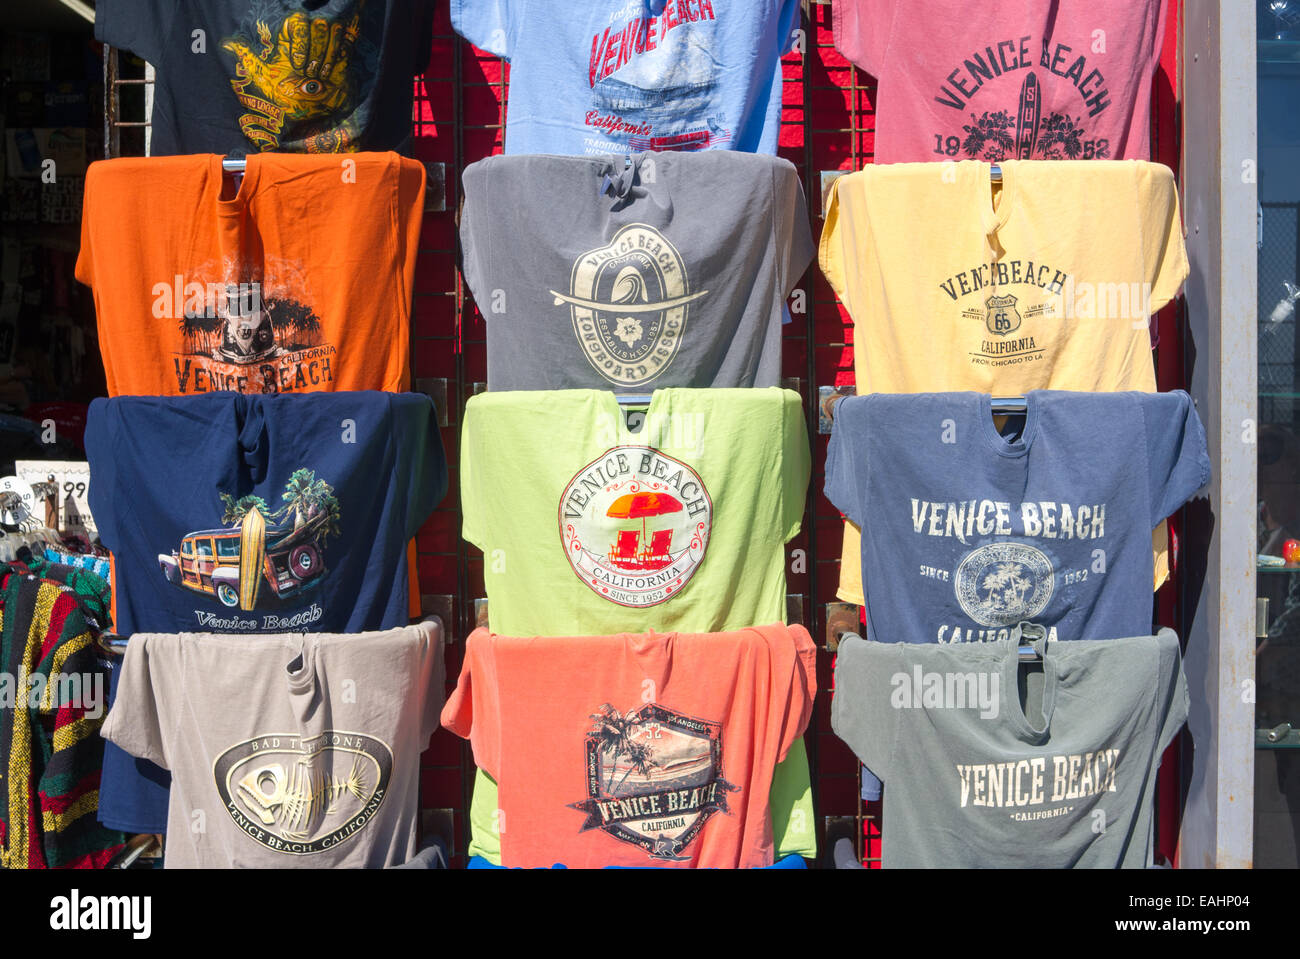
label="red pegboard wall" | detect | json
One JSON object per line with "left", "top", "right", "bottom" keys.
{"left": 409, "top": 0, "right": 1186, "bottom": 868}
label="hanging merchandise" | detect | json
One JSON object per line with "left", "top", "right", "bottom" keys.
{"left": 101, "top": 620, "right": 444, "bottom": 868}
{"left": 75, "top": 153, "right": 426, "bottom": 397}
{"left": 821, "top": 160, "right": 1189, "bottom": 607}
{"left": 450, "top": 0, "right": 802, "bottom": 155}
{"left": 460, "top": 151, "right": 813, "bottom": 392}
{"left": 93, "top": 1, "right": 436, "bottom": 156}
{"left": 442, "top": 623, "right": 816, "bottom": 868}
{"left": 826, "top": 390, "right": 1209, "bottom": 645}
{"left": 461, "top": 387, "right": 809, "bottom": 636}
{"left": 832, "top": 0, "right": 1169, "bottom": 163}
{"left": 0, "top": 562, "right": 124, "bottom": 869}
{"left": 831, "top": 624, "right": 1188, "bottom": 868}
{"left": 85, "top": 391, "right": 445, "bottom": 636}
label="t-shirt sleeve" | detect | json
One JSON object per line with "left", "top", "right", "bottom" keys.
{"left": 84, "top": 399, "right": 116, "bottom": 551}
{"left": 831, "top": 0, "right": 896, "bottom": 75}
{"left": 1154, "top": 630, "right": 1190, "bottom": 755}
{"left": 1141, "top": 391, "right": 1211, "bottom": 527}
{"left": 774, "top": 625, "right": 819, "bottom": 763}
{"left": 1137, "top": 161, "right": 1189, "bottom": 314}
{"left": 830, "top": 636, "right": 897, "bottom": 782}
{"left": 817, "top": 175, "right": 851, "bottom": 307}
{"left": 1148, "top": 0, "right": 1171, "bottom": 67}
{"left": 418, "top": 619, "right": 447, "bottom": 744}
{"left": 824, "top": 397, "right": 867, "bottom": 529}
{"left": 395, "top": 157, "right": 428, "bottom": 330}
{"left": 781, "top": 389, "right": 811, "bottom": 541}
{"left": 459, "top": 397, "right": 485, "bottom": 549}
{"left": 450, "top": 0, "right": 517, "bottom": 58}
{"left": 412, "top": 0, "right": 436, "bottom": 76}
{"left": 439, "top": 629, "right": 501, "bottom": 781}
{"left": 776, "top": 0, "right": 803, "bottom": 57}
{"left": 458, "top": 161, "right": 489, "bottom": 309}
{"left": 395, "top": 393, "right": 447, "bottom": 541}
{"left": 94, "top": 0, "right": 173, "bottom": 65}
{"left": 99, "top": 637, "right": 169, "bottom": 769}
{"left": 74, "top": 167, "right": 96, "bottom": 290}
{"left": 775, "top": 161, "right": 815, "bottom": 299}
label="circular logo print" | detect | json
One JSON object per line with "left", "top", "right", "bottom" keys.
{"left": 213, "top": 730, "right": 392, "bottom": 856}
{"left": 953, "top": 542, "right": 1054, "bottom": 627}
{"left": 550, "top": 224, "right": 708, "bottom": 387}
{"left": 559, "top": 447, "right": 712, "bottom": 608}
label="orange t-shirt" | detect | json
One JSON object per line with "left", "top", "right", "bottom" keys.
{"left": 75, "top": 152, "right": 425, "bottom": 397}
{"left": 442, "top": 624, "right": 818, "bottom": 869}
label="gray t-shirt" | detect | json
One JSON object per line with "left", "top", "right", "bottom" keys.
{"left": 460, "top": 151, "right": 813, "bottom": 392}
{"left": 831, "top": 626, "right": 1188, "bottom": 868}
{"left": 101, "top": 620, "right": 444, "bottom": 868}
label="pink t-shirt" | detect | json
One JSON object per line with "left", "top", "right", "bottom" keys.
{"left": 442, "top": 624, "right": 817, "bottom": 868}
{"left": 834, "top": 0, "right": 1168, "bottom": 163}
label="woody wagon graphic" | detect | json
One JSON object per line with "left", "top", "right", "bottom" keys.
{"left": 158, "top": 469, "right": 340, "bottom": 611}
{"left": 560, "top": 448, "right": 713, "bottom": 609}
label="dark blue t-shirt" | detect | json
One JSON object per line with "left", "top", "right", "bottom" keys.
{"left": 87, "top": 390, "right": 446, "bottom": 834}
{"left": 87, "top": 391, "right": 445, "bottom": 635}
{"left": 826, "top": 390, "right": 1210, "bottom": 646}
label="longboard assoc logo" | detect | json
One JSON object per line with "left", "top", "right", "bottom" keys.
{"left": 551, "top": 223, "right": 707, "bottom": 387}
{"left": 954, "top": 542, "right": 1054, "bottom": 626}
{"left": 214, "top": 730, "right": 392, "bottom": 856}
{"left": 560, "top": 446, "right": 711, "bottom": 607}
{"left": 569, "top": 703, "right": 737, "bottom": 862}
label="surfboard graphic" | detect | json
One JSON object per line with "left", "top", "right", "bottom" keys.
{"left": 239, "top": 507, "right": 266, "bottom": 611}
{"left": 1015, "top": 72, "right": 1042, "bottom": 159}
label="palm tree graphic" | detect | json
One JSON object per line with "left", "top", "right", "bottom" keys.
{"left": 219, "top": 493, "right": 270, "bottom": 525}
{"left": 981, "top": 563, "right": 1033, "bottom": 613}
{"left": 273, "top": 468, "right": 341, "bottom": 538}
{"left": 587, "top": 705, "right": 662, "bottom": 794}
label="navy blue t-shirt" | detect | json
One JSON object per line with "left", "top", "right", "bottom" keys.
{"left": 87, "top": 390, "right": 446, "bottom": 834}
{"left": 826, "top": 390, "right": 1210, "bottom": 646}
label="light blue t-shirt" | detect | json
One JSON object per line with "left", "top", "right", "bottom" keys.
{"left": 827, "top": 391, "right": 1211, "bottom": 647}
{"left": 451, "top": 0, "right": 801, "bottom": 155}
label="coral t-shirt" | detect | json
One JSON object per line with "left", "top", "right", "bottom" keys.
{"left": 833, "top": 0, "right": 1168, "bottom": 163}
{"left": 442, "top": 624, "right": 817, "bottom": 868}
{"left": 75, "top": 152, "right": 424, "bottom": 397}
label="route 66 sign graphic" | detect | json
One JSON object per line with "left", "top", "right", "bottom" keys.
{"left": 985, "top": 294, "right": 1022, "bottom": 336}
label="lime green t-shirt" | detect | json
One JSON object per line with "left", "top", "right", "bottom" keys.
{"left": 461, "top": 388, "right": 810, "bottom": 636}
{"left": 468, "top": 737, "right": 818, "bottom": 864}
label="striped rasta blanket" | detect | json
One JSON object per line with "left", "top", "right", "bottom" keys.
{"left": 0, "top": 566, "right": 124, "bottom": 868}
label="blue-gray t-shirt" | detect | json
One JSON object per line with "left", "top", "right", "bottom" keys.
{"left": 826, "top": 391, "right": 1210, "bottom": 646}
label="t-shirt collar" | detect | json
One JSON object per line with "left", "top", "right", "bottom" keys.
{"left": 1001, "top": 622, "right": 1057, "bottom": 743}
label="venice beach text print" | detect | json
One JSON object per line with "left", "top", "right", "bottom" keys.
{"left": 929, "top": 35, "right": 1116, "bottom": 161}
{"left": 569, "top": 702, "right": 736, "bottom": 861}
{"left": 560, "top": 446, "right": 712, "bottom": 607}
{"left": 909, "top": 497, "right": 1107, "bottom": 643}
{"left": 955, "top": 748, "right": 1121, "bottom": 823}
{"left": 585, "top": 1, "right": 730, "bottom": 153}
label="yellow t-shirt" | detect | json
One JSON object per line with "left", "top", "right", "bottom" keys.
{"left": 820, "top": 159, "right": 1188, "bottom": 606}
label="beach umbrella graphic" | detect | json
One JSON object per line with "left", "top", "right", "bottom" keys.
{"left": 606, "top": 492, "right": 683, "bottom": 543}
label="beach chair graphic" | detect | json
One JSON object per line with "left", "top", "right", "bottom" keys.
{"left": 608, "top": 529, "right": 640, "bottom": 566}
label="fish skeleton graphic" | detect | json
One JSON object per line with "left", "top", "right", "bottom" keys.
{"left": 237, "top": 757, "right": 368, "bottom": 840}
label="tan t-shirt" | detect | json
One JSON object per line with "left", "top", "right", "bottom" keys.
{"left": 820, "top": 160, "right": 1188, "bottom": 605}
{"left": 101, "top": 621, "right": 444, "bottom": 868}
